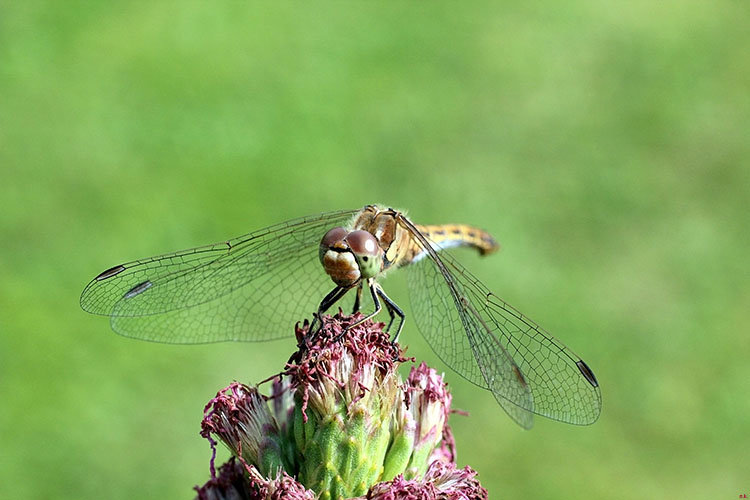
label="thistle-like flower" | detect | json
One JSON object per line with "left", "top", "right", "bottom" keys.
{"left": 285, "top": 313, "right": 404, "bottom": 498}
{"left": 195, "top": 312, "right": 488, "bottom": 500}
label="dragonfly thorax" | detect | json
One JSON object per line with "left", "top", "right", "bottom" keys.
{"left": 319, "top": 227, "right": 383, "bottom": 286}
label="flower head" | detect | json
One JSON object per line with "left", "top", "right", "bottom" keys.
{"left": 196, "top": 313, "right": 487, "bottom": 499}
{"left": 285, "top": 312, "right": 404, "bottom": 498}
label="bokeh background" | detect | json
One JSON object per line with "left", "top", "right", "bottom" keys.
{"left": 1, "top": 2, "right": 747, "bottom": 499}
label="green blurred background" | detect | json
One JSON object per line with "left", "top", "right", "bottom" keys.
{"left": 1, "top": 2, "right": 747, "bottom": 498}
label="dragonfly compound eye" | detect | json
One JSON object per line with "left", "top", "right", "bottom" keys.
{"left": 319, "top": 226, "right": 351, "bottom": 270}
{"left": 320, "top": 227, "right": 349, "bottom": 249}
{"left": 345, "top": 230, "right": 381, "bottom": 279}
{"left": 345, "top": 230, "right": 379, "bottom": 256}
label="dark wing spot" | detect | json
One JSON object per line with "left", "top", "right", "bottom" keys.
{"left": 512, "top": 365, "right": 528, "bottom": 387}
{"left": 452, "top": 228, "right": 461, "bottom": 235}
{"left": 124, "top": 280, "right": 152, "bottom": 299}
{"left": 95, "top": 265, "right": 126, "bottom": 281}
{"left": 576, "top": 360, "right": 599, "bottom": 387}
{"left": 467, "top": 231, "right": 476, "bottom": 238}
{"left": 434, "top": 229, "right": 445, "bottom": 235}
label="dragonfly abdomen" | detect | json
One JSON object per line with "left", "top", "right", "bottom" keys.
{"left": 405, "top": 224, "right": 500, "bottom": 264}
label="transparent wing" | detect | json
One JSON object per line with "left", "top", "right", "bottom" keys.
{"left": 400, "top": 217, "right": 601, "bottom": 427}
{"left": 80, "top": 209, "right": 358, "bottom": 343}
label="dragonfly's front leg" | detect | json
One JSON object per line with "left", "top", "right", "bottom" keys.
{"left": 306, "top": 285, "right": 351, "bottom": 345}
{"left": 352, "top": 283, "right": 364, "bottom": 314}
{"left": 334, "top": 278, "right": 381, "bottom": 342}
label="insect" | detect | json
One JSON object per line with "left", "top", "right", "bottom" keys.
{"left": 81, "top": 204, "right": 601, "bottom": 428}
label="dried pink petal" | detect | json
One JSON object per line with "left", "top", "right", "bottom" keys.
{"left": 201, "top": 382, "right": 285, "bottom": 476}
{"left": 286, "top": 311, "right": 404, "bottom": 422}
{"left": 194, "top": 458, "right": 252, "bottom": 500}
{"left": 365, "top": 461, "right": 488, "bottom": 500}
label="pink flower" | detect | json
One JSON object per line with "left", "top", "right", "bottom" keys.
{"left": 195, "top": 313, "right": 486, "bottom": 500}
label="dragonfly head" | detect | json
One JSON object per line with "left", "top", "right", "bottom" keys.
{"left": 320, "top": 227, "right": 382, "bottom": 286}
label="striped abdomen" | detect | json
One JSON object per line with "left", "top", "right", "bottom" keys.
{"left": 401, "top": 223, "right": 500, "bottom": 265}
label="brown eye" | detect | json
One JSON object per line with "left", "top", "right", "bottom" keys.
{"left": 321, "top": 227, "right": 348, "bottom": 248}
{"left": 345, "top": 230, "right": 379, "bottom": 256}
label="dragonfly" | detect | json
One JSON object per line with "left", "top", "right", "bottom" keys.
{"left": 81, "top": 204, "right": 601, "bottom": 428}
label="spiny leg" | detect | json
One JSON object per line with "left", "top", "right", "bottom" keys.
{"left": 379, "top": 289, "right": 396, "bottom": 332}
{"left": 376, "top": 285, "right": 405, "bottom": 343}
{"left": 352, "top": 282, "right": 364, "bottom": 314}
{"left": 350, "top": 279, "right": 382, "bottom": 326}
{"left": 379, "top": 289, "right": 399, "bottom": 333}
{"left": 334, "top": 279, "right": 381, "bottom": 342}
{"left": 306, "top": 285, "right": 351, "bottom": 345}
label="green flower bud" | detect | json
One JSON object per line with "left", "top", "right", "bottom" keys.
{"left": 286, "top": 313, "right": 402, "bottom": 499}
{"left": 384, "top": 362, "right": 454, "bottom": 480}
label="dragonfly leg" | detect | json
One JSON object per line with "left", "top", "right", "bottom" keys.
{"left": 378, "top": 288, "right": 396, "bottom": 332}
{"left": 306, "top": 285, "right": 350, "bottom": 345}
{"left": 352, "top": 283, "right": 364, "bottom": 313}
{"left": 376, "top": 286, "right": 405, "bottom": 344}
{"left": 334, "top": 279, "right": 381, "bottom": 342}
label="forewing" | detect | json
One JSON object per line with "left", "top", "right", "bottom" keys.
{"left": 401, "top": 217, "right": 601, "bottom": 426}
{"left": 80, "top": 209, "right": 358, "bottom": 343}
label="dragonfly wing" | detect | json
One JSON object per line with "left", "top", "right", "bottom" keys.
{"left": 81, "top": 209, "right": 358, "bottom": 343}
{"left": 401, "top": 217, "right": 601, "bottom": 426}
{"left": 406, "top": 253, "right": 535, "bottom": 428}
{"left": 444, "top": 254, "right": 602, "bottom": 425}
